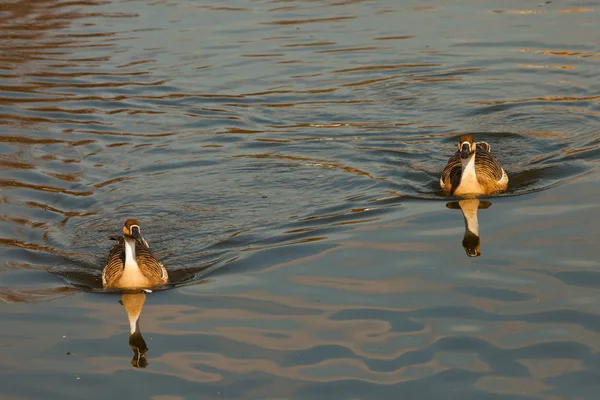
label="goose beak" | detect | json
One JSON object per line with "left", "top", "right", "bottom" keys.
{"left": 131, "top": 226, "right": 142, "bottom": 240}
{"left": 460, "top": 143, "right": 471, "bottom": 159}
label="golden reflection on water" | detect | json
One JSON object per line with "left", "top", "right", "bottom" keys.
{"left": 558, "top": 8, "right": 595, "bottom": 14}
{"left": 0, "top": 286, "right": 78, "bottom": 303}
{"left": 134, "top": 270, "right": 599, "bottom": 389}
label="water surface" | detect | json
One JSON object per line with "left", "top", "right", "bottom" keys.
{"left": 1, "top": 0, "right": 600, "bottom": 398}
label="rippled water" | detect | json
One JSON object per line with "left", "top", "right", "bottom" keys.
{"left": 1, "top": 0, "right": 600, "bottom": 398}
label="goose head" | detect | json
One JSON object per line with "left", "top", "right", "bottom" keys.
{"left": 122, "top": 219, "right": 142, "bottom": 240}
{"left": 458, "top": 135, "right": 476, "bottom": 159}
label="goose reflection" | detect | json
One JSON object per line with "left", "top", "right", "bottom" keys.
{"left": 119, "top": 292, "right": 149, "bottom": 368}
{"left": 446, "top": 199, "right": 491, "bottom": 257}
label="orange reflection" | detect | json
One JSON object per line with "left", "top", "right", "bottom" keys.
{"left": 558, "top": 8, "right": 595, "bottom": 13}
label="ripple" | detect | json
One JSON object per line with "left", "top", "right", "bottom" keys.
{"left": 261, "top": 16, "right": 356, "bottom": 26}
{"left": 1, "top": 0, "right": 600, "bottom": 398}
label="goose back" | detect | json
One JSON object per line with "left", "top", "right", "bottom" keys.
{"left": 441, "top": 152, "right": 462, "bottom": 194}
{"left": 473, "top": 148, "right": 504, "bottom": 187}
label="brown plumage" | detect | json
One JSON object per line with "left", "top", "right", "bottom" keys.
{"left": 440, "top": 135, "right": 508, "bottom": 196}
{"left": 102, "top": 219, "right": 168, "bottom": 290}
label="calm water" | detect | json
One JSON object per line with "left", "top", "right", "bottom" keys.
{"left": 1, "top": 0, "right": 600, "bottom": 398}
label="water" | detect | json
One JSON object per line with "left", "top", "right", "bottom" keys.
{"left": 1, "top": 0, "right": 599, "bottom": 398}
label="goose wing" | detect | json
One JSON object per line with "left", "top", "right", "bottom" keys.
{"left": 476, "top": 142, "right": 491, "bottom": 152}
{"left": 474, "top": 149, "right": 504, "bottom": 184}
{"left": 135, "top": 238, "right": 168, "bottom": 282}
{"left": 441, "top": 151, "right": 463, "bottom": 194}
{"left": 103, "top": 236, "right": 125, "bottom": 287}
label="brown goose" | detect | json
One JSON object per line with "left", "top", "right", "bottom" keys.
{"left": 440, "top": 135, "right": 508, "bottom": 196}
{"left": 102, "top": 219, "right": 168, "bottom": 290}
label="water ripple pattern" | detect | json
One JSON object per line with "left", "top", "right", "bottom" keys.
{"left": 1, "top": 0, "right": 600, "bottom": 399}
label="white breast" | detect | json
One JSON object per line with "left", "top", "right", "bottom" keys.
{"left": 453, "top": 152, "right": 483, "bottom": 195}
{"left": 120, "top": 238, "right": 150, "bottom": 288}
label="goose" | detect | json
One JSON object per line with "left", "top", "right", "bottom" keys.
{"left": 102, "top": 219, "right": 168, "bottom": 290}
{"left": 440, "top": 135, "right": 508, "bottom": 196}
